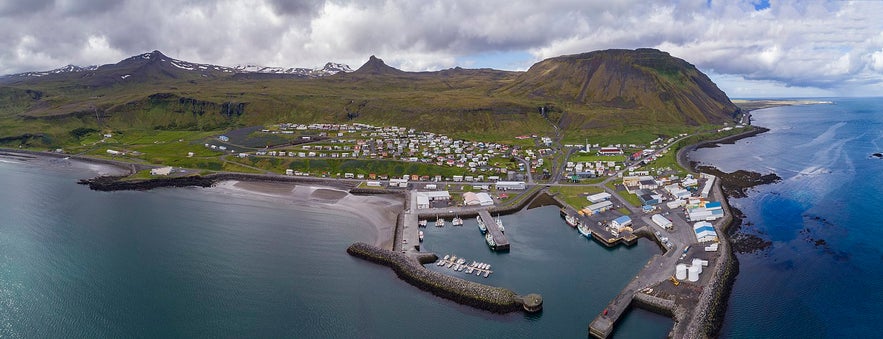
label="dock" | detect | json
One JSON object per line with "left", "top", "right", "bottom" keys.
{"left": 478, "top": 209, "right": 510, "bottom": 251}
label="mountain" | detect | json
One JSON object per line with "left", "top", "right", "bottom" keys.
{"left": 0, "top": 48, "right": 740, "bottom": 143}
{"left": 351, "top": 55, "right": 405, "bottom": 75}
{"left": 501, "top": 48, "right": 739, "bottom": 126}
{"left": 0, "top": 51, "right": 352, "bottom": 84}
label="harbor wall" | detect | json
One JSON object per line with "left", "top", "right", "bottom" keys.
{"left": 346, "top": 242, "right": 525, "bottom": 313}
{"left": 415, "top": 186, "right": 545, "bottom": 220}
{"left": 681, "top": 177, "right": 739, "bottom": 338}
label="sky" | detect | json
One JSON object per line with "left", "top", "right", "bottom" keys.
{"left": 1, "top": 0, "right": 882, "bottom": 98}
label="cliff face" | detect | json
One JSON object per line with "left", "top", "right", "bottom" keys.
{"left": 502, "top": 48, "right": 739, "bottom": 125}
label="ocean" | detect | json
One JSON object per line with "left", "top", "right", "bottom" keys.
{"left": 689, "top": 97, "right": 883, "bottom": 338}
{"left": 0, "top": 157, "right": 671, "bottom": 338}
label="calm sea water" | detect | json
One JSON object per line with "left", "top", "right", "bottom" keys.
{"left": 690, "top": 97, "right": 883, "bottom": 338}
{"left": 0, "top": 158, "right": 670, "bottom": 338}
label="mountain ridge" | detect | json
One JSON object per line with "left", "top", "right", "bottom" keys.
{"left": 0, "top": 48, "right": 740, "bottom": 143}
{"left": 1, "top": 50, "right": 352, "bottom": 81}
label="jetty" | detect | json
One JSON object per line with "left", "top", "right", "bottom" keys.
{"left": 478, "top": 210, "right": 510, "bottom": 251}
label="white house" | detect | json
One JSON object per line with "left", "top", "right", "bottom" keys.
{"left": 587, "top": 192, "right": 612, "bottom": 203}
{"left": 651, "top": 214, "right": 673, "bottom": 229}
{"left": 150, "top": 166, "right": 173, "bottom": 176}
{"left": 611, "top": 215, "right": 632, "bottom": 231}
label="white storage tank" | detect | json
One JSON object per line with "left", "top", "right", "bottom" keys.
{"left": 691, "top": 259, "right": 704, "bottom": 273}
{"left": 688, "top": 265, "right": 700, "bottom": 282}
{"left": 675, "top": 264, "right": 688, "bottom": 280}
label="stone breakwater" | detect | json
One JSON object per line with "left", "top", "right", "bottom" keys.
{"left": 346, "top": 242, "right": 533, "bottom": 314}
{"left": 78, "top": 173, "right": 356, "bottom": 191}
{"left": 682, "top": 178, "right": 739, "bottom": 339}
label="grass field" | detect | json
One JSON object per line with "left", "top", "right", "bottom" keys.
{"left": 549, "top": 185, "right": 604, "bottom": 209}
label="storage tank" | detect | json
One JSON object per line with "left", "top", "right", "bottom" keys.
{"left": 688, "top": 265, "right": 700, "bottom": 282}
{"left": 675, "top": 264, "right": 688, "bottom": 280}
{"left": 691, "top": 259, "right": 704, "bottom": 273}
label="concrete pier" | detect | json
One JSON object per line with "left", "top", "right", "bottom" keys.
{"left": 477, "top": 210, "right": 509, "bottom": 251}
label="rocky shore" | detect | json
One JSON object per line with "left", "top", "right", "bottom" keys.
{"left": 78, "top": 172, "right": 356, "bottom": 191}
{"left": 346, "top": 242, "right": 534, "bottom": 313}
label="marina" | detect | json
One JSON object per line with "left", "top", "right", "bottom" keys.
{"left": 436, "top": 254, "right": 494, "bottom": 278}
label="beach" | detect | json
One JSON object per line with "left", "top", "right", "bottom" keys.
{"left": 212, "top": 180, "right": 403, "bottom": 249}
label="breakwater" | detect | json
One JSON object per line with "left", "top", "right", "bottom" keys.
{"left": 79, "top": 173, "right": 356, "bottom": 191}
{"left": 346, "top": 242, "right": 540, "bottom": 314}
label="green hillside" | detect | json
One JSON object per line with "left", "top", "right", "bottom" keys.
{"left": 0, "top": 49, "right": 740, "bottom": 149}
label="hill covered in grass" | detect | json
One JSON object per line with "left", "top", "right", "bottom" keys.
{"left": 0, "top": 48, "right": 739, "bottom": 148}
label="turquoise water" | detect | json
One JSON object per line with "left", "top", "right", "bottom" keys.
{"left": 690, "top": 98, "right": 883, "bottom": 338}
{"left": 0, "top": 159, "right": 670, "bottom": 337}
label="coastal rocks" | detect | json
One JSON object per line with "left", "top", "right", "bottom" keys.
{"left": 726, "top": 208, "right": 771, "bottom": 254}
{"left": 346, "top": 242, "right": 535, "bottom": 314}
{"left": 695, "top": 165, "right": 781, "bottom": 199}
{"left": 78, "top": 173, "right": 355, "bottom": 191}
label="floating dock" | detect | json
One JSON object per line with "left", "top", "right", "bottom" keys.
{"left": 478, "top": 210, "right": 510, "bottom": 251}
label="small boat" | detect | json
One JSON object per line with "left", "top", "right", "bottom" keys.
{"left": 452, "top": 216, "right": 463, "bottom": 226}
{"left": 418, "top": 219, "right": 427, "bottom": 227}
{"left": 435, "top": 216, "right": 445, "bottom": 227}
{"left": 457, "top": 258, "right": 466, "bottom": 265}
{"left": 465, "top": 267, "right": 474, "bottom": 274}
{"left": 419, "top": 230, "right": 424, "bottom": 242}
{"left": 437, "top": 260, "right": 445, "bottom": 266}
{"left": 565, "top": 214, "right": 579, "bottom": 228}
{"left": 483, "top": 271, "right": 490, "bottom": 278}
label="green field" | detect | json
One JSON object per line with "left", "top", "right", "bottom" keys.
{"left": 549, "top": 185, "right": 604, "bottom": 209}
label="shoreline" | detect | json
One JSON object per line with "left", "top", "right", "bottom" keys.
{"left": 212, "top": 180, "right": 403, "bottom": 249}
{"left": 0, "top": 148, "right": 403, "bottom": 250}
{"left": 673, "top": 117, "right": 786, "bottom": 337}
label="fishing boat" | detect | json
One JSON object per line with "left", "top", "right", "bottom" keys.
{"left": 485, "top": 232, "right": 496, "bottom": 249}
{"left": 578, "top": 222, "right": 591, "bottom": 237}
{"left": 452, "top": 216, "right": 463, "bottom": 226}
{"left": 435, "top": 216, "right": 445, "bottom": 227}
{"left": 565, "top": 214, "right": 579, "bottom": 228}
{"left": 495, "top": 216, "right": 505, "bottom": 233}
{"left": 418, "top": 219, "right": 427, "bottom": 227}
{"left": 419, "top": 230, "right": 424, "bottom": 242}
{"left": 476, "top": 215, "right": 488, "bottom": 234}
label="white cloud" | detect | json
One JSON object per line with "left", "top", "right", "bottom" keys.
{"left": 0, "top": 0, "right": 881, "bottom": 96}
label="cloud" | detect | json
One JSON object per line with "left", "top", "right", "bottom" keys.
{"left": 0, "top": 0, "right": 881, "bottom": 96}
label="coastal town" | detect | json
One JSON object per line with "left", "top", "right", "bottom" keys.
{"left": 85, "top": 116, "right": 753, "bottom": 338}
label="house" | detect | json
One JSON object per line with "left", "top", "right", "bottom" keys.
{"left": 651, "top": 214, "right": 673, "bottom": 229}
{"left": 150, "top": 166, "right": 173, "bottom": 176}
{"left": 496, "top": 181, "right": 525, "bottom": 190}
{"left": 611, "top": 215, "right": 632, "bottom": 230}
{"left": 583, "top": 200, "right": 614, "bottom": 215}
{"left": 587, "top": 192, "right": 612, "bottom": 203}
{"left": 598, "top": 147, "right": 623, "bottom": 156}
{"left": 475, "top": 192, "right": 494, "bottom": 206}
{"left": 416, "top": 195, "right": 430, "bottom": 209}
{"left": 693, "top": 221, "right": 718, "bottom": 242}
